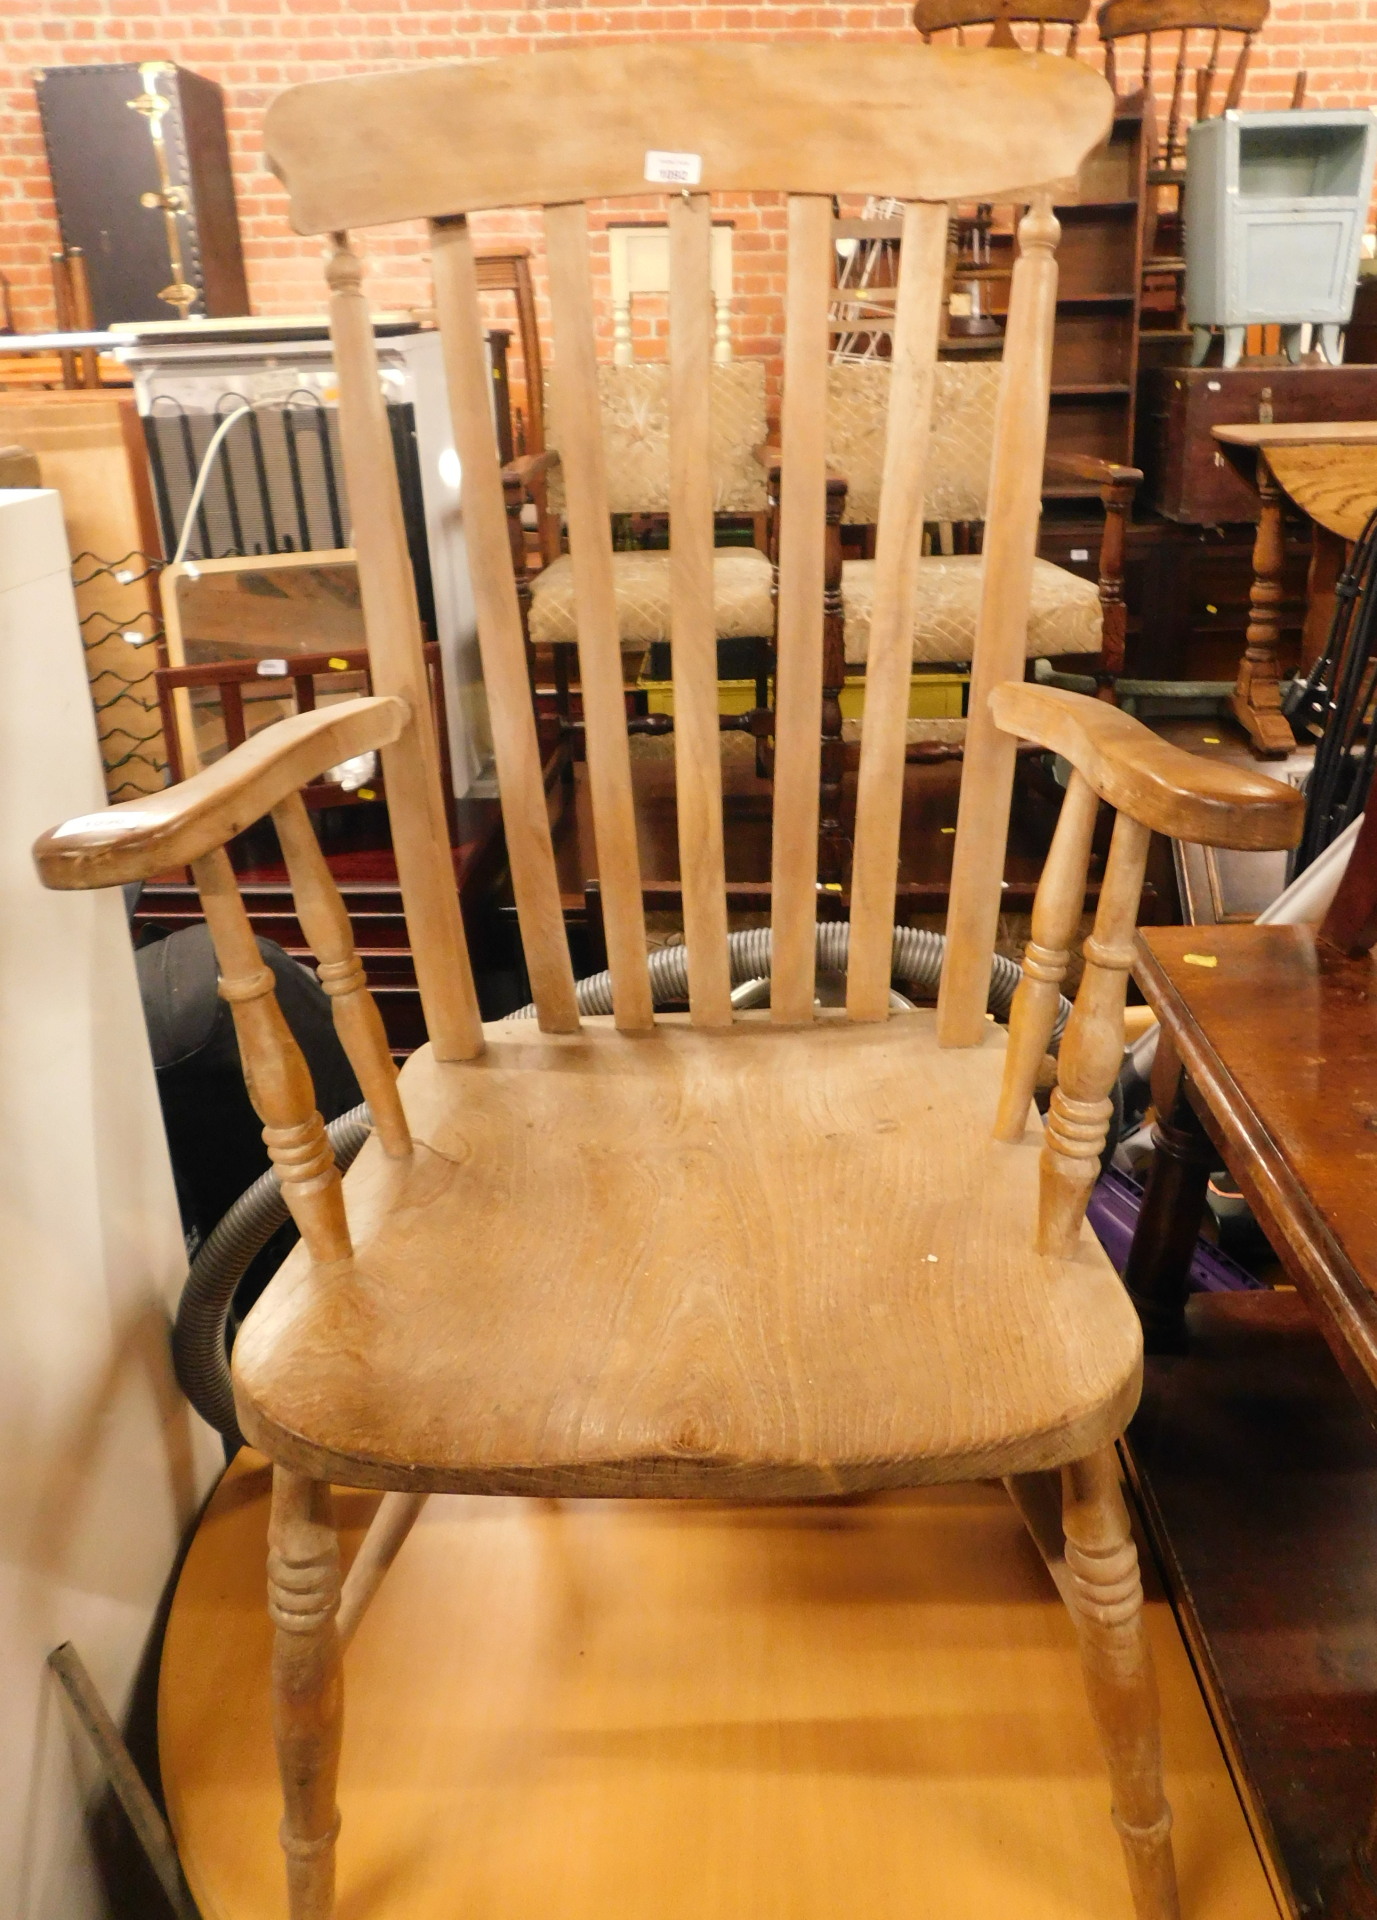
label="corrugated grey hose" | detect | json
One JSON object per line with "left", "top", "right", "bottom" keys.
{"left": 174, "top": 924, "right": 1068, "bottom": 1444}
{"left": 173, "top": 1107, "right": 372, "bottom": 1447}
{"left": 509, "top": 922, "right": 1066, "bottom": 1029}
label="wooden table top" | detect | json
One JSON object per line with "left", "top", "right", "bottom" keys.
{"left": 1213, "top": 421, "right": 1377, "bottom": 448}
{"left": 1212, "top": 422, "right": 1377, "bottom": 538}
{"left": 1134, "top": 920, "right": 1377, "bottom": 1405}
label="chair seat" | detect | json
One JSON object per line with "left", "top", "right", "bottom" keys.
{"left": 842, "top": 553, "right": 1102, "bottom": 666}
{"left": 527, "top": 545, "right": 774, "bottom": 649}
{"left": 233, "top": 1012, "right": 1142, "bottom": 1499}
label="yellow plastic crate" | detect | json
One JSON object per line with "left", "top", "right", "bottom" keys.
{"left": 640, "top": 673, "right": 966, "bottom": 722}
{"left": 641, "top": 678, "right": 760, "bottom": 718}
{"left": 839, "top": 672, "right": 967, "bottom": 721}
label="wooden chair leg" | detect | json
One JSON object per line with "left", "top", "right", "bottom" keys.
{"left": 1062, "top": 1446, "right": 1180, "bottom": 1920}
{"left": 268, "top": 1467, "right": 344, "bottom": 1920}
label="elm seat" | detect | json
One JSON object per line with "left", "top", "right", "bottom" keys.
{"left": 527, "top": 545, "right": 775, "bottom": 652}
{"left": 841, "top": 551, "right": 1103, "bottom": 667}
{"left": 231, "top": 1013, "right": 1144, "bottom": 1497}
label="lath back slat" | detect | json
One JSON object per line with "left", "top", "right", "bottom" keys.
{"left": 668, "top": 192, "right": 733, "bottom": 1028}
{"left": 845, "top": 202, "right": 949, "bottom": 1021}
{"left": 937, "top": 196, "right": 1064, "bottom": 1047}
{"left": 428, "top": 214, "right": 580, "bottom": 1034}
{"left": 544, "top": 200, "right": 654, "bottom": 1033}
{"left": 324, "top": 235, "right": 484, "bottom": 1061}
{"left": 769, "top": 194, "right": 833, "bottom": 1026}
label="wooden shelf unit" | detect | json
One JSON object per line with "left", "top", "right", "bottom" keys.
{"left": 833, "top": 111, "right": 1150, "bottom": 493}
{"left": 945, "top": 109, "right": 1149, "bottom": 488}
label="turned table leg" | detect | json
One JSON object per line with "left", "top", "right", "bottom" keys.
{"left": 1123, "top": 1075, "right": 1216, "bottom": 1356}
{"left": 1230, "top": 449, "right": 1296, "bottom": 760}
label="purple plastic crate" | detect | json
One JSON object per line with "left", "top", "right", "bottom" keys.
{"left": 1087, "top": 1168, "right": 1262, "bottom": 1293}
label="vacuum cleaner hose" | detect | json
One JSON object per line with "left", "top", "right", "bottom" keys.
{"left": 508, "top": 920, "right": 1056, "bottom": 1027}
{"left": 172, "top": 1106, "right": 372, "bottom": 1448}
{"left": 174, "top": 923, "right": 1067, "bottom": 1445}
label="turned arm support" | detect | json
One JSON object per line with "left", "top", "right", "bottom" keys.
{"left": 501, "top": 448, "right": 563, "bottom": 581}
{"left": 1043, "top": 454, "right": 1141, "bottom": 694}
{"left": 500, "top": 448, "right": 560, "bottom": 492}
{"left": 1043, "top": 452, "right": 1142, "bottom": 492}
{"left": 990, "top": 682, "right": 1302, "bottom": 1255}
{"left": 34, "top": 694, "right": 416, "bottom": 1271}
{"left": 34, "top": 695, "right": 410, "bottom": 889}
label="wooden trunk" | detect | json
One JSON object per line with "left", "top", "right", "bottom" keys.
{"left": 34, "top": 61, "right": 248, "bottom": 326}
{"left": 1140, "top": 364, "right": 1377, "bottom": 525}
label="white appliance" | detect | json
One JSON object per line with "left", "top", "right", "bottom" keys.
{"left": 0, "top": 488, "right": 221, "bottom": 1919}
{"left": 120, "top": 321, "right": 495, "bottom": 798}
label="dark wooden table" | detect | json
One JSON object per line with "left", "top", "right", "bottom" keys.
{"left": 1212, "top": 422, "right": 1377, "bottom": 762}
{"left": 1126, "top": 919, "right": 1377, "bottom": 1919}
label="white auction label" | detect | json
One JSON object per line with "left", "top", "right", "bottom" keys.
{"left": 644, "top": 149, "right": 703, "bottom": 187}
{"left": 257, "top": 658, "right": 290, "bottom": 677}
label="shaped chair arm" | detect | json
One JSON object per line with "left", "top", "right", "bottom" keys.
{"left": 34, "top": 695, "right": 411, "bottom": 890}
{"left": 500, "top": 448, "right": 561, "bottom": 492}
{"left": 990, "top": 681, "right": 1302, "bottom": 850}
{"left": 1043, "top": 452, "right": 1142, "bottom": 490}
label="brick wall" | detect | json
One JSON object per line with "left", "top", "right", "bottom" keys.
{"left": 1, "top": 0, "right": 1371, "bottom": 370}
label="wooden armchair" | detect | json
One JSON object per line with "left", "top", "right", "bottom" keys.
{"left": 35, "top": 43, "right": 1302, "bottom": 1920}
{"left": 1096, "top": 0, "right": 1298, "bottom": 325}
{"left": 810, "top": 356, "right": 1138, "bottom": 877}
{"left": 502, "top": 357, "right": 775, "bottom": 754}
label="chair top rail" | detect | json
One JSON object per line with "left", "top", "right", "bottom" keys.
{"left": 1096, "top": 0, "right": 1266, "bottom": 37}
{"left": 914, "top": 0, "right": 1089, "bottom": 30}
{"left": 264, "top": 44, "right": 1111, "bottom": 231}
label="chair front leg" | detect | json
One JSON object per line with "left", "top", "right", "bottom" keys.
{"left": 1093, "top": 473, "right": 1134, "bottom": 704}
{"left": 1063, "top": 1447, "right": 1180, "bottom": 1920}
{"left": 268, "top": 1467, "right": 344, "bottom": 1920}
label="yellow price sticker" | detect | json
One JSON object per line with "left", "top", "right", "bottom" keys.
{"left": 1183, "top": 952, "right": 1218, "bottom": 968}
{"left": 328, "top": 656, "right": 349, "bottom": 671}
{"left": 357, "top": 787, "right": 377, "bottom": 801}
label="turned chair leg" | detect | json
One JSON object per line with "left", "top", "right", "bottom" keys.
{"left": 268, "top": 1467, "right": 344, "bottom": 1920}
{"left": 1062, "top": 1446, "right": 1180, "bottom": 1920}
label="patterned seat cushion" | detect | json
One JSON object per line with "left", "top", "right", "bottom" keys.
{"left": 842, "top": 554, "right": 1102, "bottom": 666}
{"left": 528, "top": 547, "right": 774, "bottom": 649}
{"left": 545, "top": 362, "right": 769, "bottom": 515}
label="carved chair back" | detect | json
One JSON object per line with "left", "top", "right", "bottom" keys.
{"left": 35, "top": 42, "right": 1306, "bottom": 1307}
{"left": 1097, "top": 0, "right": 1270, "bottom": 176}
{"left": 255, "top": 43, "right": 1114, "bottom": 1053}
{"left": 154, "top": 643, "right": 454, "bottom": 829}
{"left": 913, "top": 0, "right": 1091, "bottom": 53}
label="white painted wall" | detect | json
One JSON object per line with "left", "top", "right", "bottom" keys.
{"left": 0, "top": 490, "right": 221, "bottom": 1919}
